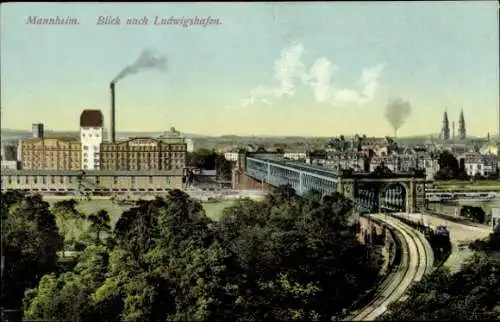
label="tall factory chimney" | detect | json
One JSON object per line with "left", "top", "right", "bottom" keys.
{"left": 110, "top": 82, "right": 116, "bottom": 143}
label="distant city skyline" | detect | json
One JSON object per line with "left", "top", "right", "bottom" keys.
{"left": 1, "top": 2, "right": 498, "bottom": 137}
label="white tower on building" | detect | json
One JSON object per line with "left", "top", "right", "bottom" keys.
{"left": 80, "top": 110, "right": 104, "bottom": 170}
{"left": 32, "top": 123, "right": 44, "bottom": 138}
{"left": 186, "top": 138, "right": 195, "bottom": 152}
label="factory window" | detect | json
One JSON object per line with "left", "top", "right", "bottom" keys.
{"left": 16, "top": 176, "right": 20, "bottom": 184}
{"left": 113, "top": 176, "right": 118, "bottom": 184}
{"left": 149, "top": 176, "right": 153, "bottom": 184}
{"left": 165, "top": 176, "right": 171, "bottom": 184}
{"left": 7, "top": 176, "right": 12, "bottom": 184}
{"left": 95, "top": 176, "right": 100, "bottom": 184}
{"left": 94, "top": 145, "right": 99, "bottom": 151}
{"left": 89, "top": 134, "right": 93, "bottom": 138}
{"left": 131, "top": 177, "right": 136, "bottom": 184}
{"left": 42, "top": 176, "right": 46, "bottom": 184}
{"left": 84, "top": 145, "right": 89, "bottom": 150}
{"left": 24, "top": 176, "right": 28, "bottom": 184}
{"left": 60, "top": 176, "right": 64, "bottom": 184}
{"left": 51, "top": 176, "right": 55, "bottom": 184}
{"left": 34, "top": 177, "right": 38, "bottom": 184}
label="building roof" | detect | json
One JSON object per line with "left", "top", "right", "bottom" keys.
{"left": 200, "top": 170, "right": 217, "bottom": 176}
{"left": 21, "top": 136, "right": 79, "bottom": 143}
{"left": 480, "top": 142, "right": 498, "bottom": 155}
{"left": 80, "top": 109, "right": 103, "bottom": 127}
{"left": 102, "top": 137, "right": 186, "bottom": 145}
{"left": 1, "top": 169, "right": 184, "bottom": 176}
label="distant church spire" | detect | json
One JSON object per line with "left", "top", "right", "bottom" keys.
{"left": 441, "top": 110, "right": 450, "bottom": 141}
{"left": 458, "top": 109, "right": 466, "bottom": 140}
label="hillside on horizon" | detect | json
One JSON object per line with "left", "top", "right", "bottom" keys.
{"left": 1, "top": 128, "right": 455, "bottom": 141}
{"left": 0, "top": 128, "right": 209, "bottom": 139}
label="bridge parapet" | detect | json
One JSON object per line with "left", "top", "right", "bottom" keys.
{"left": 244, "top": 155, "right": 338, "bottom": 196}
{"left": 339, "top": 168, "right": 426, "bottom": 179}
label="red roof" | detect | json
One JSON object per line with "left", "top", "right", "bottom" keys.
{"left": 80, "top": 110, "right": 103, "bottom": 127}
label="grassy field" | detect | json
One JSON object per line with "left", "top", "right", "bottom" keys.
{"left": 202, "top": 200, "right": 236, "bottom": 221}
{"left": 44, "top": 197, "right": 237, "bottom": 232}
{"left": 432, "top": 180, "right": 500, "bottom": 191}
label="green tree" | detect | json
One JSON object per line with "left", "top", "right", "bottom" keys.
{"left": 87, "top": 209, "right": 112, "bottom": 246}
{"left": 213, "top": 186, "right": 380, "bottom": 320}
{"left": 303, "top": 189, "right": 323, "bottom": 204}
{"left": 372, "top": 163, "right": 393, "bottom": 176}
{"left": 18, "top": 188, "right": 382, "bottom": 322}
{"left": 52, "top": 199, "right": 86, "bottom": 248}
{"left": 23, "top": 245, "right": 110, "bottom": 321}
{"left": 460, "top": 205, "right": 486, "bottom": 224}
{"left": 470, "top": 225, "right": 500, "bottom": 253}
{"left": 436, "top": 150, "right": 468, "bottom": 180}
{"left": 92, "top": 190, "right": 214, "bottom": 322}
{"left": 1, "top": 193, "right": 63, "bottom": 310}
{"left": 186, "top": 148, "right": 234, "bottom": 180}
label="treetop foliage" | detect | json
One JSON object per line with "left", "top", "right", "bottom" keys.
{"left": 7, "top": 184, "right": 498, "bottom": 322}
{"left": 5, "top": 187, "right": 381, "bottom": 322}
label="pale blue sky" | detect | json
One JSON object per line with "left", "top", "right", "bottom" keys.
{"left": 1, "top": 2, "right": 498, "bottom": 137}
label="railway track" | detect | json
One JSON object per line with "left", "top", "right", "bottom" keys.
{"left": 346, "top": 214, "right": 433, "bottom": 321}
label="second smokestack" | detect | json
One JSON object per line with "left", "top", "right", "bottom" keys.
{"left": 110, "top": 82, "right": 116, "bottom": 143}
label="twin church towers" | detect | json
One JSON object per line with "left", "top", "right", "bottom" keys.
{"left": 441, "top": 110, "right": 466, "bottom": 141}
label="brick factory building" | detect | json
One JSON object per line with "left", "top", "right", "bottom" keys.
{"left": 100, "top": 137, "right": 187, "bottom": 171}
{"left": 20, "top": 137, "right": 81, "bottom": 170}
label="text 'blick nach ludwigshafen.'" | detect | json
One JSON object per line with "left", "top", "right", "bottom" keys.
{"left": 25, "top": 15, "right": 223, "bottom": 27}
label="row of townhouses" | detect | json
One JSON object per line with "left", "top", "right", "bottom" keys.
{"left": 223, "top": 136, "right": 499, "bottom": 180}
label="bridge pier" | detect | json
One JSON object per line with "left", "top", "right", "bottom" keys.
{"left": 407, "top": 180, "right": 415, "bottom": 213}
{"left": 299, "top": 172, "right": 303, "bottom": 195}
{"left": 339, "top": 178, "right": 426, "bottom": 214}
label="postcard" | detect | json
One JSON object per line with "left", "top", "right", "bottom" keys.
{"left": 1, "top": 2, "right": 499, "bottom": 322}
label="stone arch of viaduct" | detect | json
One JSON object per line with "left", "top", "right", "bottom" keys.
{"left": 338, "top": 177, "right": 427, "bottom": 213}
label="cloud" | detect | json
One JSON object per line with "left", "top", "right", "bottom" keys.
{"left": 234, "top": 42, "right": 386, "bottom": 107}
{"left": 307, "top": 57, "right": 337, "bottom": 103}
{"left": 309, "top": 61, "right": 387, "bottom": 105}
{"left": 273, "top": 42, "right": 307, "bottom": 97}
{"left": 237, "top": 42, "right": 307, "bottom": 107}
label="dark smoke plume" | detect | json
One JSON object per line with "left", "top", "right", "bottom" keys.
{"left": 112, "top": 49, "right": 167, "bottom": 84}
{"left": 385, "top": 98, "right": 412, "bottom": 136}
